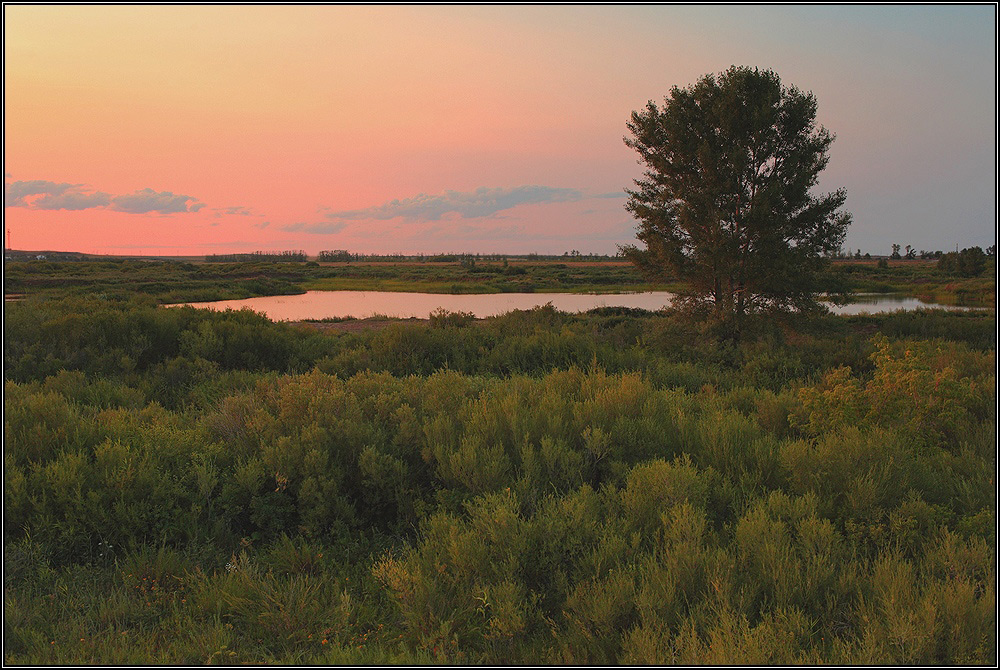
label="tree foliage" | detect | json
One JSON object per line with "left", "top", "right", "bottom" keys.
{"left": 622, "top": 66, "right": 851, "bottom": 319}
{"left": 938, "top": 246, "right": 987, "bottom": 278}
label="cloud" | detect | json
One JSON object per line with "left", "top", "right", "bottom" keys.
{"left": 253, "top": 221, "right": 271, "bottom": 229}
{"left": 5, "top": 180, "right": 77, "bottom": 207}
{"left": 593, "top": 191, "right": 628, "bottom": 199}
{"left": 282, "top": 221, "right": 346, "bottom": 234}
{"left": 34, "top": 190, "right": 113, "bottom": 211}
{"left": 213, "top": 205, "right": 257, "bottom": 217}
{"left": 110, "top": 188, "right": 205, "bottom": 214}
{"left": 5, "top": 178, "right": 206, "bottom": 215}
{"left": 321, "top": 185, "right": 586, "bottom": 222}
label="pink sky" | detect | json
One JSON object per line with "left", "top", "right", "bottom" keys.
{"left": 4, "top": 6, "right": 996, "bottom": 255}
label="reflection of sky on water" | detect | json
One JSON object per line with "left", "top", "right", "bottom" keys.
{"left": 167, "top": 291, "right": 988, "bottom": 322}
{"left": 827, "top": 293, "right": 990, "bottom": 315}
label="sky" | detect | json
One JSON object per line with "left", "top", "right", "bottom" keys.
{"left": 4, "top": 5, "right": 997, "bottom": 256}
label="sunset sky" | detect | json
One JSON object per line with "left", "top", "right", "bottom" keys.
{"left": 4, "top": 5, "right": 996, "bottom": 256}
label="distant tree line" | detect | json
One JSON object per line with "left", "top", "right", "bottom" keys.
{"left": 205, "top": 251, "right": 307, "bottom": 263}
{"left": 316, "top": 249, "right": 355, "bottom": 262}
{"left": 830, "top": 244, "right": 995, "bottom": 272}
{"left": 561, "top": 250, "right": 623, "bottom": 261}
{"left": 317, "top": 250, "right": 625, "bottom": 263}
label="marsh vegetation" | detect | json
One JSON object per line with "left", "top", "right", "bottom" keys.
{"left": 3, "top": 279, "right": 995, "bottom": 664}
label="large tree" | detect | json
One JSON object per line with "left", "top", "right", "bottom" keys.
{"left": 622, "top": 66, "right": 851, "bottom": 319}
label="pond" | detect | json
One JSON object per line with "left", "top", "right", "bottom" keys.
{"left": 166, "top": 290, "right": 985, "bottom": 321}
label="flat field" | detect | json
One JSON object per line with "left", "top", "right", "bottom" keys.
{"left": 3, "top": 256, "right": 994, "bottom": 304}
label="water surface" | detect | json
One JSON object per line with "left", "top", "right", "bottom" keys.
{"left": 167, "top": 290, "right": 984, "bottom": 321}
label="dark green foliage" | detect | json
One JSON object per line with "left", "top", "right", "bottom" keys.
{"left": 938, "top": 246, "right": 988, "bottom": 277}
{"left": 622, "top": 66, "right": 852, "bottom": 318}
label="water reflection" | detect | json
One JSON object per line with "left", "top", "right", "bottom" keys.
{"left": 167, "top": 290, "right": 984, "bottom": 321}
{"left": 829, "top": 294, "right": 980, "bottom": 316}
